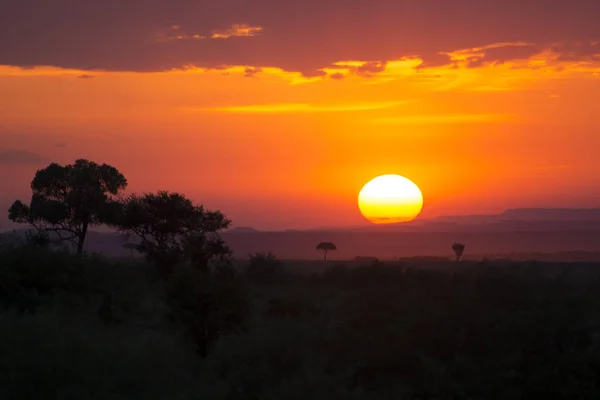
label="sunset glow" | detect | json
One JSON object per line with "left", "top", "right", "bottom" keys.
{"left": 1, "top": 0, "right": 599, "bottom": 230}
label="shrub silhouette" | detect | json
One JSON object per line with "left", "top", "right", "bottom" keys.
{"left": 316, "top": 241, "right": 337, "bottom": 260}
{"left": 8, "top": 159, "right": 127, "bottom": 257}
{"left": 321, "top": 263, "right": 349, "bottom": 285}
{"left": 245, "top": 252, "right": 285, "bottom": 284}
{"left": 0, "top": 244, "right": 83, "bottom": 313}
{"left": 166, "top": 267, "right": 249, "bottom": 357}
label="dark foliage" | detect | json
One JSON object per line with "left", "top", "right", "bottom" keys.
{"left": 265, "top": 295, "right": 322, "bottom": 320}
{"left": 245, "top": 252, "right": 286, "bottom": 284}
{"left": 166, "top": 267, "right": 249, "bottom": 357}
{"left": 452, "top": 242, "right": 466, "bottom": 261}
{"left": 108, "top": 191, "right": 231, "bottom": 277}
{"left": 316, "top": 264, "right": 600, "bottom": 398}
{"left": 316, "top": 241, "right": 337, "bottom": 260}
{"left": 24, "top": 229, "right": 50, "bottom": 248}
{"left": 4, "top": 232, "right": 600, "bottom": 398}
{"left": 0, "top": 243, "right": 84, "bottom": 313}
{"left": 8, "top": 159, "right": 127, "bottom": 256}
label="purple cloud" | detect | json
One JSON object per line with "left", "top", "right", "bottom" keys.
{"left": 0, "top": 0, "right": 598, "bottom": 74}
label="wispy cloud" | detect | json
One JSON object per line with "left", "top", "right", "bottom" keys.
{"left": 156, "top": 24, "right": 263, "bottom": 42}
{"left": 0, "top": 149, "right": 50, "bottom": 165}
{"left": 198, "top": 101, "right": 409, "bottom": 114}
{"left": 445, "top": 42, "right": 534, "bottom": 62}
{"left": 372, "top": 113, "right": 514, "bottom": 125}
{"left": 211, "top": 24, "right": 263, "bottom": 39}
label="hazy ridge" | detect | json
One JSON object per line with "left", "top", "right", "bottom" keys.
{"left": 41, "top": 227, "right": 600, "bottom": 261}
{"left": 3, "top": 208, "right": 600, "bottom": 260}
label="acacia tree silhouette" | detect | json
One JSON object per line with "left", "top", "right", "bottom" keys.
{"left": 316, "top": 242, "right": 337, "bottom": 260}
{"left": 8, "top": 159, "right": 127, "bottom": 257}
{"left": 452, "top": 242, "right": 466, "bottom": 262}
{"left": 109, "top": 191, "right": 231, "bottom": 277}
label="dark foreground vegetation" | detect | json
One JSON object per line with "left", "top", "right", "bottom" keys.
{"left": 3, "top": 236, "right": 600, "bottom": 399}
{"left": 4, "top": 158, "right": 600, "bottom": 399}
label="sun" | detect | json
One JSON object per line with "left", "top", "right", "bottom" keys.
{"left": 358, "top": 174, "right": 424, "bottom": 224}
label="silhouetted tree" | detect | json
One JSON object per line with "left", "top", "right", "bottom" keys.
{"left": 109, "top": 191, "right": 231, "bottom": 277}
{"left": 8, "top": 159, "right": 127, "bottom": 257}
{"left": 316, "top": 242, "right": 337, "bottom": 260}
{"left": 452, "top": 242, "right": 466, "bottom": 262}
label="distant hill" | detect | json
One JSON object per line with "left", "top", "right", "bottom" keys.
{"left": 4, "top": 225, "right": 600, "bottom": 261}
{"left": 3, "top": 208, "right": 600, "bottom": 260}
{"left": 501, "top": 208, "right": 600, "bottom": 221}
{"left": 34, "top": 230, "right": 600, "bottom": 261}
{"left": 432, "top": 208, "right": 600, "bottom": 224}
{"left": 309, "top": 208, "right": 600, "bottom": 232}
{"left": 227, "top": 226, "right": 259, "bottom": 233}
{"left": 3, "top": 208, "right": 600, "bottom": 234}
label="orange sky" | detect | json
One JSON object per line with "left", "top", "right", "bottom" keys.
{"left": 1, "top": 2, "right": 600, "bottom": 229}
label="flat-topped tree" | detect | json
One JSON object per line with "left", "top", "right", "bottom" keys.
{"left": 316, "top": 242, "right": 337, "bottom": 260}
{"left": 109, "top": 191, "right": 232, "bottom": 277}
{"left": 452, "top": 242, "right": 466, "bottom": 262}
{"left": 8, "top": 159, "right": 127, "bottom": 257}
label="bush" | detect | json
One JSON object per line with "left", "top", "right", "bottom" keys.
{"left": 245, "top": 252, "right": 286, "bottom": 285}
{"left": 165, "top": 266, "right": 250, "bottom": 357}
{"left": 321, "top": 269, "right": 600, "bottom": 398}
{"left": 4, "top": 241, "right": 600, "bottom": 398}
{"left": 265, "top": 295, "right": 322, "bottom": 320}
{"left": 0, "top": 245, "right": 84, "bottom": 313}
{"left": 320, "top": 263, "right": 349, "bottom": 284}
{"left": 0, "top": 311, "right": 204, "bottom": 400}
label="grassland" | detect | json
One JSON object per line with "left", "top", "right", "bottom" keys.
{"left": 2, "top": 242, "right": 600, "bottom": 399}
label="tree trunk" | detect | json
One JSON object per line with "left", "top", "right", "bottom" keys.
{"left": 324, "top": 249, "right": 328, "bottom": 260}
{"left": 76, "top": 222, "right": 88, "bottom": 258}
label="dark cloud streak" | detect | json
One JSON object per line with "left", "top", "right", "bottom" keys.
{"left": 0, "top": 150, "right": 50, "bottom": 166}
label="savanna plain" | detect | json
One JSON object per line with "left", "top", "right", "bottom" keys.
{"left": 3, "top": 159, "right": 600, "bottom": 400}
{"left": 3, "top": 230, "right": 600, "bottom": 399}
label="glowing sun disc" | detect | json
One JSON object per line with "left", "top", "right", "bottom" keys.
{"left": 358, "top": 174, "right": 424, "bottom": 224}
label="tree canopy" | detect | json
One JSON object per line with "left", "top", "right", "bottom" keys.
{"left": 8, "top": 159, "right": 127, "bottom": 256}
{"left": 316, "top": 242, "right": 337, "bottom": 260}
{"left": 108, "top": 191, "right": 231, "bottom": 276}
{"left": 452, "top": 242, "right": 466, "bottom": 262}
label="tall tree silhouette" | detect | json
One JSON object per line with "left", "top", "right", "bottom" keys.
{"left": 8, "top": 159, "right": 127, "bottom": 257}
{"left": 316, "top": 242, "right": 337, "bottom": 260}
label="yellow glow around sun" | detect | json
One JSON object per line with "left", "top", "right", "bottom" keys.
{"left": 358, "top": 174, "right": 424, "bottom": 224}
